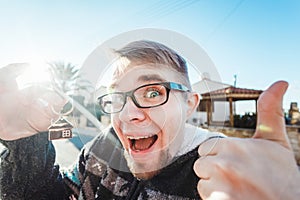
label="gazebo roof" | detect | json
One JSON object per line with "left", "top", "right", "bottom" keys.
{"left": 201, "top": 86, "right": 263, "bottom": 101}
{"left": 192, "top": 78, "right": 231, "bottom": 94}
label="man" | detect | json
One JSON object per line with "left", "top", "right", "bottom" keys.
{"left": 0, "top": 40, "right": 221, "bottom": 199}
{"left": 0, "top": 40, "right": 299, "bottom": 199}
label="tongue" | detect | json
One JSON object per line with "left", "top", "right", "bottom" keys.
{"left": 133, "top": 136, "right": 156, "bottom": 151}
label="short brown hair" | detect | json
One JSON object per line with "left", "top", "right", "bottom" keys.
{"left": 111, "top": 40, "right": 191, "bottom": 89}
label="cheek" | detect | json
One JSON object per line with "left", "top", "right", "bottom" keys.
{"left": 111, "top": 115, "right": 119, "bottom": 131}
{"left": 148, "top": 94, "right": 187, "bottom": 137}
{"left": 111, "top": 115, "right": 126, "bottom": 142}
{"left": 148, "top": 102, "right": 186, "bottom": 156}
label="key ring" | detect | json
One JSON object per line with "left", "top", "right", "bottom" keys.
{"left": 51, "top": 100, "right": 74, "bottom": 116}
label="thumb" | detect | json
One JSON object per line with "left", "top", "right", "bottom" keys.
{"left": 253, "top": 81, "right": 291, "bottom": 150}
{"left": 0, "top": 63, "right": 30, "bottom": 91}
{"left": 0, "top": 63, "right": 30, "bottom": 79}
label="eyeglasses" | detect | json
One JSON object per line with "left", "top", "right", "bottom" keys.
{"left": 98, "top": 82, "right": 190, "bottom": 114}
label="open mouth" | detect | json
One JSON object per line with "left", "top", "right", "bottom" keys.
{"left": 128, "top": 134, "right": 158, "bottom": 152}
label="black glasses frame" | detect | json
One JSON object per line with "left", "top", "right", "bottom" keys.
{"left": 97, "top": 82, "right": 190, "bottom": 114}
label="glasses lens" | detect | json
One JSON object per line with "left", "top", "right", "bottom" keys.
{"left": 100, "top": 93, "right": 124, "bottom": 113}
{"left": 134, "top": 84, "right": 168, "bottom": 107}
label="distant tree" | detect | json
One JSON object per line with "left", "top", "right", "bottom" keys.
{"left": 86, "top": 102, "right": 103, "bottom": 120}
{"left": 48, "top": 62, "right": 93, "bottom": 96}
{"left": 234, "top": 112, "right": 256, "bottom": 129}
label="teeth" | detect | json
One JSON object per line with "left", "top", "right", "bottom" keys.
{"left": 127, "top": 134, "right": 155, "bottom": 140}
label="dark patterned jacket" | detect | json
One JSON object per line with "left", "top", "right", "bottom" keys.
{"left": 0, "top": 127, "right": 218, "bottom": 199}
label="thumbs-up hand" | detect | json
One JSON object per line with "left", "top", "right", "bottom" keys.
{"left": 194, "top": 81, "right": 300, "bottom": 200}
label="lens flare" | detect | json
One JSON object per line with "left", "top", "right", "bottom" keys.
{"left": 16, "top": 62, "right": 51, "bottom": 90}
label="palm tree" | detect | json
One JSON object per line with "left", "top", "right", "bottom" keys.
{"left": 48, "top": 62, "right": 93, "bottom": 96}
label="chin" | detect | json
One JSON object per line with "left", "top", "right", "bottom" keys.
{"left": 133, "top": 169, "right": 161, "bottom": 180}
{"left": 124, "top": 148, "right": 171, "bottom": 180}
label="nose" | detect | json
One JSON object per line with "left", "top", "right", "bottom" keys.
{"left": 118, "top": 97, "right": 146, "bottom": 123}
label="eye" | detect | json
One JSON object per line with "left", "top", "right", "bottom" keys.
{"left": 145, "top": 89, "right": 161, "bottom": 98}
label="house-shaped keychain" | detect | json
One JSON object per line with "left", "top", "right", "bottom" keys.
{"left": 48, "top": 117, "right": 74, "bottom": 140}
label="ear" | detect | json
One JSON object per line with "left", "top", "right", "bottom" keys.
{"left": 186, "top": 92, "right": 200, "bottom": 118}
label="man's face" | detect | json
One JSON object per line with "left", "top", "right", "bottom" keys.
{"left": 111, "top": 64, "right": 189, "bottom": 180}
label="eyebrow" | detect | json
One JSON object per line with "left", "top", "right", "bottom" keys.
{"left": 137, "top": 74, "right": 166, "bottom": 82}
{"left": 109, "top": 74, "right": 166, "bottom": 90}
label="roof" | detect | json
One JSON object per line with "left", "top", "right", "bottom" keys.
{"left": 201, "top": 86, "right": 263, "bottom": 101}
{"left": 192, "top": 78, "right": 231, "bottom": 94}
{"left": 48, "top": 117, "right": 74, "bottom": 129}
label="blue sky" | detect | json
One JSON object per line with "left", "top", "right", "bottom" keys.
{"left": 0, "top": 0, "right": 299, "bottom": 114}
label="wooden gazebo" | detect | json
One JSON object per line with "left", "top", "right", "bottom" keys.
{"left": 200, "top": 86, "right": 263, "bottom": 127}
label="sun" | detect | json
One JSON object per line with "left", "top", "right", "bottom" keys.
{"left": 16, "top": 62, "right": 52, "bottom": 90}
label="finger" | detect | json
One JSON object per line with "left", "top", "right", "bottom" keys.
{"left": 194, "top": 157, "right": 220, "bottom": 199}
{"left": 41, "top": 89, "right": 67, "bottom": 109}
{"left": 0, "top": 63, "right": 30, "bottom": 78}
{"left": 253, "top": 81, "right": 291, "bottom": 149}
{"left": 20, "top": 85, "right": 66, "bottom": 107}
{"left": 197, "top": 178, "right": 231, "bottom": 200}
{"left": 21, "top": 95, "right": 65, "bottom": 135}
{"left": 0, "top": 63, "right": 30, "bottom": 91}
{"left": 194, "top": 156, "right": 214, "bottom": 180}
{"left": 198, "top": 138, "right": 220, "bottom": 157}
{"left": 35, "top": 98, "right": 60, "bottom": 119}
{"left": 25, "top": 104, "right": 57, "bottom": 133}
{"left": 197, "top": 179, "right": 210, "bottom": 199}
